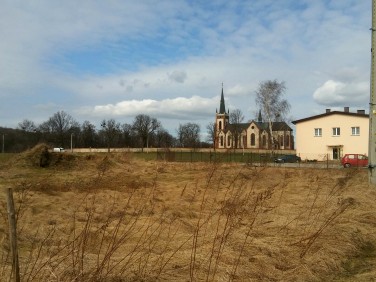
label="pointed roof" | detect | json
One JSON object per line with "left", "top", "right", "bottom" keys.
{"left": 292, "top": 110, "right": 368, "bottom": 124}
{"left": 219, "top": 86, "right": 226, "bottom": 114}
{"left": 254, "top": 121, "right": 292, "bottom": 131}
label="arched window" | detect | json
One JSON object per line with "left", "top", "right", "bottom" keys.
{"left": 220, "top": 136, "right": 224, "bottom": 146}
{"left": 227, "top": 136, "right": 231, "bottom": 147}
{"left": 219, "top": 121, "right": 222, "bottom": 130}
{"left": 250, "top": 133, "right": 255, "bottom": 146}
{"left": 262, "top": 135, "right": 267, "bottom": 148}
{"left": 280, "top": 135, "right": 284, "bottom": 146}
{"left": 286, "top": 135, "right": 290, "bottom": 147}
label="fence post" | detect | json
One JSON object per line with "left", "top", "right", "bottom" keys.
{"left": 6, "top": 188, "right": 20, "bottom": 282}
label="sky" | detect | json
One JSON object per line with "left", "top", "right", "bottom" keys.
{"left": 0, "top": 0, "right": 372, "bottom": 138}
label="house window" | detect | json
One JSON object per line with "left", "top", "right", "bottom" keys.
{"left": 220, "top": 136, "right": 224, "bottom": 146}
{"left": 227, "top": 136, "right": 231, "bottom": 146}
{"left": 351, "top": 127, "right": 360, "bottom": 136}
{"left": 314, "top": 128, "right": 322, "bottom": 137}
{"left": 286, "top": 135, "right": 290, "bottom": 147}
{"left": 219, "top": 121, "right": 222, "bottom": 130}
{"left": 250, "top": 133, "right": 255, "bottom": 146}
{"left": 332, "top": 127, "right": 340, "bottom": 136}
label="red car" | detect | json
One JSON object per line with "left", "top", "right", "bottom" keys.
{"left": 341, "top": 154, "right": 368, "bottom": 168}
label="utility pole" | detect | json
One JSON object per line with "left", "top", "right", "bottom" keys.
{"left": 369, "top": 0, "right": 376, "bottom": 184}
{"left": 2, "top": 134, "right": 4, "bottom": 153}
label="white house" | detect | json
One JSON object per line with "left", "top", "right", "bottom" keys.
{"left": 292, "top": 107, "right": 369, "bottom": 161}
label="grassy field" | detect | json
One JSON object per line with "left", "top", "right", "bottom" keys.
{"left": 0, "top": 145, "right": 375, "bottom": 281}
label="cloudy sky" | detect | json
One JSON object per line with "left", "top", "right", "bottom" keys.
{"left": 0, "top": 0, "right": 371, "bottom": 136}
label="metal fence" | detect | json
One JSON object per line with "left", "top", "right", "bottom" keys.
{"left": 71, "top": 147, "right": 348, "bottom": 169}
{"left": 153, "top": 149, "right": 343, "bottom": 169}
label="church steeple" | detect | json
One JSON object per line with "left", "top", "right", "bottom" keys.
{"left": 258, "top": 109, "right": 263, "bottom": 122}
{"left": 219, "top": 84, "right": 226, "bottom": 114}
{"left": 215, "top": 84, "right": 230, "bottom": 149}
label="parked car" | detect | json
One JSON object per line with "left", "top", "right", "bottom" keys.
{"left": 341, "top": 154, "right": 368, "bottom": 168}
{"left": 274, "top": 154, "right": 301, "bottom": 163}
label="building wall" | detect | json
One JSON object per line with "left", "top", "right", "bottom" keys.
{"left": 245, "top": 122, "right": 261, "bottom": 148}
{"left": 272, "top": 130, "right": 293, "bottom": 150}
{"left": 215, "top": 117, "right": 293, "bottom": 150}
{"left": 295, "top": 114, "right": 368, "bottom": 160}
{"left": 215, "top": 113, "right": 229, "bottom": 149}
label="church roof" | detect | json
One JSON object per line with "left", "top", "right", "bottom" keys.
{"left": 219, "top": 87, "right": 226, "bottom": 114}
{"left": 226, "top": 123, "right": 249, "bottom": 132}
{"left": 222, "top": 121, "right": 292, "bottom": 133}
{"left": 254, "top": 121, "right": 292, "bottom": 131}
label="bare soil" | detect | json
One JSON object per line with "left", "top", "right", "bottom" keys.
{"left": 0, "top": 146, "right": 375, "bottom": 281}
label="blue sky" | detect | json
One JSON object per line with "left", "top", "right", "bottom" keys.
{"left": 0, "top": 0, "right": 371, "bottom": 137}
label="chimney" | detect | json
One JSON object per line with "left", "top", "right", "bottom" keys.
{"left": 326, "top": 109, "right": 331, "bottom": 113}
{"left": 344, "top": 107, "right": 349, "bottom": 113}
{"left": 357, "top": 110, "right": 366, "bottom": 114}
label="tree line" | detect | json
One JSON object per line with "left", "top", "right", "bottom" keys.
{"left": 1, "top": 112, "right": 211, "bottom": 153}
{"left": 1, "top": 80, "right": 290, "bottom": 153}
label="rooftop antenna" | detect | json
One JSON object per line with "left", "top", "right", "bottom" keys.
{"left": 369, "top": 0, "right": 376, "bottom": 184}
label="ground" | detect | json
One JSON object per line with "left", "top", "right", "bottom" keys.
{"left": 0, "top": 146, "right": 375, "bottom": 281}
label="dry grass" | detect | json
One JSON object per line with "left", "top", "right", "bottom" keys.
{"left": 0, "top": 146, "right": 375, "bottom": 281}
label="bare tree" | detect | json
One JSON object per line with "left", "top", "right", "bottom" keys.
{"left": 45, "top": 111, "right": 78, "bottom": 147}
{"left": 229, "top": 109, "right": 245, "bottom": 149}
{"left": 177, "top": 123, "right": 200, "bottom": 148}
{"left": 132, "top": 114, "right": 161, "bottom": 151}
{"left": 155, "top": 128, "right": 175, "bottom": 148}
{"left": 255, "top": 80, "right": 290, "bottom": 149}
{"left": 17, "top": 119, "right": 39, "bottom": 148}
{"left": 206, "top": 122, "right": 216, "bottom": 149}
{"left": 81, "top": 121, "right": 97, "bottom": 148}
{"left": 121, "top": 123, "right": 134, "bottom": 148}
{"left": 18, "top": 119, "right": 37, "bottom": 132}
{"left": 100, "top": 119, "right": 121, "bottom": 152}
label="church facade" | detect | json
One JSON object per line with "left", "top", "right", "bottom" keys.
{"left": 215, "top": 88, "right": 294, "bottom": 150}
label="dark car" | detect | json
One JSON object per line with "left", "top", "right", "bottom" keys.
{"left": 274, "top": 154, "right": 301, "bottom": 163}
{"left": 341, "top": 154, "right": 368, "bottom": 168}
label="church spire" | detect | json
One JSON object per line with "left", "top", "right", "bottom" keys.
{"left": 258, "top": 109, "right": 263, "bottom": 122}
{"left": 219, "top": 83, "right": 226, "bottom": 114}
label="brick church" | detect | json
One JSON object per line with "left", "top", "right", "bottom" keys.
{"left": 215, "top": 87, "right": 294, "bottom": 150}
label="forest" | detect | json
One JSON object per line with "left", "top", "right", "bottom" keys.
{"left": 0, "top": 111, "right": 210, "bottom": 153}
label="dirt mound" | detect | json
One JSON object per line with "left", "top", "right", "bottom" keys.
{"left": 18, "top": 145, "right": 133, "bottom": 170}
{"left": 9, "top": 144, "right": 80, "bottom": 168}
{"left": 21, "top": 143, "right": 51, "bottom": 167}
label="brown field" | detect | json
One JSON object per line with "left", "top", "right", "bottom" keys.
{"left": 0, "top": 144, "right": 375, "bottom": 281}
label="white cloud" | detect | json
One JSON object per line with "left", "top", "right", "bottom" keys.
{"left": 313, "top": 80, "right": 369, "bottom": 106}
{"left": 227, "top": 84, "right": 248, "bottom": 97}
{"left": 0, "top": 0, "right": 372, "bottom": 130}
{"left": 80, "top": 96, "right": 218, "bottom": 120}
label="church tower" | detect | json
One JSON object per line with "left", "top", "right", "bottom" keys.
{"left": 215, "top": 85, "right": 229, "bottom": 148}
